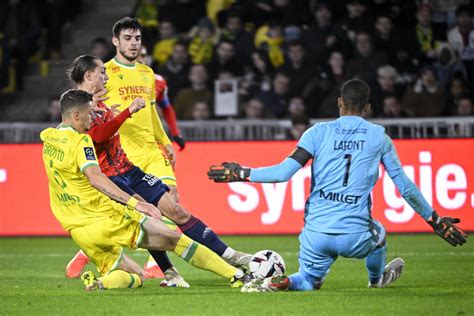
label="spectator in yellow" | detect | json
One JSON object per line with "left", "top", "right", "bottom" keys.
{"left": 188, "top": 18, "right": 216, "bottom": 65}
{"left": 152, "top": 20, "right": 178, "bottom": 67}
{"left": 254, "top": 22, "right": 285, "bottom": 68}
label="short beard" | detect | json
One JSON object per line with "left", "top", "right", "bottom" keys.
{"left": 119, "top": 49, "right": 137, "bottom": 62}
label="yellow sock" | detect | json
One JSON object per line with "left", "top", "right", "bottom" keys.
{"left": 173, "top": 234, "right": 237, "bottom": 279}
{"left": 98, "top": 270, "right": 142, "bottom": 289}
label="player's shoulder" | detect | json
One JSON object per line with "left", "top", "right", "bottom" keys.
{"left": 136, "top": 62, "right": 154, "bottom": 74}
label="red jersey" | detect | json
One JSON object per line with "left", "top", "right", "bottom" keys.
{"left": 88, "top": 101, "right": 134, "bottom": 177}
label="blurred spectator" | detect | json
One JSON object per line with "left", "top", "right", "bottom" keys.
{"left": 380, "top": 95, "right": 407, "bottom": 118}
{"left": 429, "top": 0, "right": 469, "bottom": 29}
{"left": 157, "top": 0, "right": 206, "bottom": 33}
{"left": 173, "top": 64, "right": 212, "bottom": 119}
{"left": 42, "top": 97, "right": 61, "bottom": 122}
{"left": 304, "top": 50, "right": 346, "bottom": 118}
{"left": 191, "top": 101, "right": 211, "bottom": 120}
{"left": 207, "top": 39, "right": 243, "bottom": 81}
{"left": 402, "top": 66, "right": 446, "bottom": 117}
{"left": 285, "top": 114, "right": 311, "bottom": 140}
{"left": 346, "top": 31, "right": 388, "bottom": 85}
{"left": 335, "top": 0, "right": 372, "bottom": 41}
{"left": 303, "top": 3, "right": 350, "bottom": 62}
{"left": 159, "top": 41, "right": 191, "bottom": 100}
{"left": 151, "top": 19, "right": 177, "bottom": 68}
{"left": 89, "top": 37, "right": 111, "bottom": 62}
{"left": 404, "top": 4, "right": 445, "bottom": 65}
{"left": 287, "top": 96, "right": 306, "bottom": 119}
{"left": 373, "top": 14, "right": 406, "bottom": 65}
{"left": 188, "top": 18, "right": 215, "bottom": 64}
{"left": 134, "top": 0, "right": 159, "bottom": 48}
{"left": 370, "top": 65, "right": 404, "bottom": 117}
{"left": 432, "top": 43, "right": 468, "bottom": 89}
{"left": 454, "top": 96, "right": 473, "bottom": 116}
{"left": 447, "top": 5, "right": 474, "bottom": 92}
{"left": 242, "top": 98, "right": 272, "bottom": 119}
{"left": 445, "top": 77, "right": 470, "bottom": 115}
{"left": 239, "top": 50, "right": 274, "bottom": 100}
{"left": 255, "top": 72, "right": 290, "bottom": 118}
{"left": 278, "top": 40, "right": 315, "bottom": 98}
{"left": 219, "top": 10, "right": 253, "bottom": 65}
{"left": 254, "top": 22, "right": 285, "bottom": 69}
{"left": 138, "top": 45, "right": 153, "bottom": 67}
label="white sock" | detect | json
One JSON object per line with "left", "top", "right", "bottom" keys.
{"left": 221, "top": 247, "right": 236, "bottom": 260}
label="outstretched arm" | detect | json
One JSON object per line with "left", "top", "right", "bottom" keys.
{"left": 381, "top": 134, "right": 467, "bottom": 246}
{"left": 208, "top": 147, "right": 312, "bottom": 183}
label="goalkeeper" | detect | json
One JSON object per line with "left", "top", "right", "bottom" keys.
{"left": 208, "top": 78, "right": 467, "bottom": 292}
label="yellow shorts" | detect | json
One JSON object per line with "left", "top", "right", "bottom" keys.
{"left": 70, "top": 206, "right": 146, "bottom": 276}
{"left": 130, "top": 144, "right": 177, "bottom": 187}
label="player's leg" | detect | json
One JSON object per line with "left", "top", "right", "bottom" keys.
{"left": 142, "top": 147, "right": 252, "bottom": 266}
{"left": 140, "top": 217, "right": 249, "bottom": 286}
{"left": 157, "top": 191, "right": 252, "bottom": 267}
{"left": 91, "top": 255, "right": 144, "bottom": 290}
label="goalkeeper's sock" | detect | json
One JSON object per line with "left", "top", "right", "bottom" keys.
{"left": 172, "top": 234, "right": 238, "bottom": 280}
{"left": 147, "top": 250, "right": 172, "bottom": 273}
{"left": 98, "top": 270, "right": 142, "bottom": 289}
{"left": 178, "top": 215, "right": 228, "bottom": 256}
{"left": 365, "top": 244, "right": 386, "bottom": 285}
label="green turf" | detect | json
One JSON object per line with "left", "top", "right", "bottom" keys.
{"left": 0, "top": 235, "right": 473, "bottom": 315}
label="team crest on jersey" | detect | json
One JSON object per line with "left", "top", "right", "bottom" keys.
{"left": 83, "top": 147, "right": 96, "bottom": 160}
{"left": 142, "top": 75, "right": 148, "bottom": 82}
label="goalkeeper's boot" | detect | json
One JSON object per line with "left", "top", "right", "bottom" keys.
{"left": 225, "top": 251, "right": 252, "bottom": 269}
{"left": 159, "top": 267, "right": 190, "bottom": 288}
{"left": 368, "top": 258, "right": 405, "bottom": 288}
{"left": 81, "top": 270, "right": 104, "bottom": 292}
{"left": 241, "top": 274, "right": 290, "bottom": 292}
{"left": 144, "top": 256, "right": 165, "bottom": 279}
{"left": 66, "top": 250, "right": 89, "bottom": 278}
{"left": 230, "top": 272, "right": 252, "bottom": 288}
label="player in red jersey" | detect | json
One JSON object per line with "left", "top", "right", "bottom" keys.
{"left": 64, "top": 54, "right": 252, "bottom": 287}
{"left": 137, "top": 46, "right": 185, "bottom": 150}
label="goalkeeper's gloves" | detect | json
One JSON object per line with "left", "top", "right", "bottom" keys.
{"left": 208, "top": 162, "right": 250, "bottom": 182}
{"left": 427, "top": 211, "right": 467, "bottom": 247}
{"left": 172, "top": 135, "right": 186, "bottom": 151}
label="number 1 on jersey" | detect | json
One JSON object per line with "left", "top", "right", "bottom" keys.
{"left": 343, "top": 154, "right": 352, "bottom": 186}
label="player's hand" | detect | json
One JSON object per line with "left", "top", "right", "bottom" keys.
{"left": 427, "top": 211, "right": 467, "bottom": 246}
{"left": 207, "top": 162, "right": 250, "bottom": 182}
{"left": 91, "top": 88, "right": 109, "bottom": 113}
{"left": 109, "top": 104, "right": 121, "bottom": 116}
{"left": 172, "top": 135, "right": 186, "bottom": 151}
{"left": 135, "top": 201, "right": 162, "bottom": 220}
{"left": 128, "top": 98, "right": 146, "bottom": 114}
{"left": 164, "top": 144, "right": 176, "bottom": 168}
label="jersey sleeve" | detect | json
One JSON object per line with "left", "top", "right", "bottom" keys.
{"left": 75, "top": 134, "right": 100, "bottom": 172}
{"left": 296, "top": 124, "right": 318, "bottom": 157}
{"left": 381, "top": 134, "right": 433, "bottom": 220}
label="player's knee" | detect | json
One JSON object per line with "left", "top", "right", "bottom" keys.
{"left": 161, "top": 229, "right": 181, "bottom": 250}
{"left": 168, "top": 203, "right": 191, "bottom": 224}
{"left": 169, "top": 186, "right": 180, "bottom": 203}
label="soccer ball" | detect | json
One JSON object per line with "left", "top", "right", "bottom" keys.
{"left": 248, "top": 250, "right": 286, "bottom": 279}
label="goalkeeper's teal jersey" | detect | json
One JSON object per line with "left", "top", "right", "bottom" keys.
{"left": 297, "top": 116, "right": 432, "bottom": 233}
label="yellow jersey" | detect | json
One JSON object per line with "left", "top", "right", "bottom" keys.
{"left": 40, "top": 125, "right": 125, "bottom": 231}
{"left": 104, "top": 58, "right": 171, "bottom": 159}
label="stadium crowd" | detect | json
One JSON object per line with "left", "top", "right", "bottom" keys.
{"left": 1, "top": 0, "right": 474, "bottom": 122}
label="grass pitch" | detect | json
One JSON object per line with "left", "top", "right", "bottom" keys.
{"left": 0, "top": 235, "right": 473, "bottom": 315}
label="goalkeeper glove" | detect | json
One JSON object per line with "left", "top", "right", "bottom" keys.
{"left": 427, "top": 211, "right": 467, "bottom": 247}
{"left": 208, "top": 162, "right": 250, "bottom": 182}
{"left": 172, "top": 135, "right": 186, "bottom": 151}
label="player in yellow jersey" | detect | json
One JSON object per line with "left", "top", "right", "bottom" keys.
{"left": 41, "top": 89, "right": 250, "bottom": 291}
{"left": 101, "top": 17, "right": 252, "bottom": 278}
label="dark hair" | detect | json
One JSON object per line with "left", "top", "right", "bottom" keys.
{"left": 112, "top": 17, "right": 143, "bottom": 37}
{"left": 341, "top": 78, "right": 370, "bottom": 112}
{"left": 455, "top": 5, "right": 471, "bottom": 17}
{"left": 66, "top": 55, "right": 101, "bottom": 84}
{"left": 288, "top": 39, "right": 305, "bottom": 49}
{"left": 59, "top": 89, "right": 93, "bottom": 115}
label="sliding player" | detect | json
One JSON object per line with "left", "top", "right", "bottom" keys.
{"left": 208, "top": 79, "right": 467, "bottom": 292}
